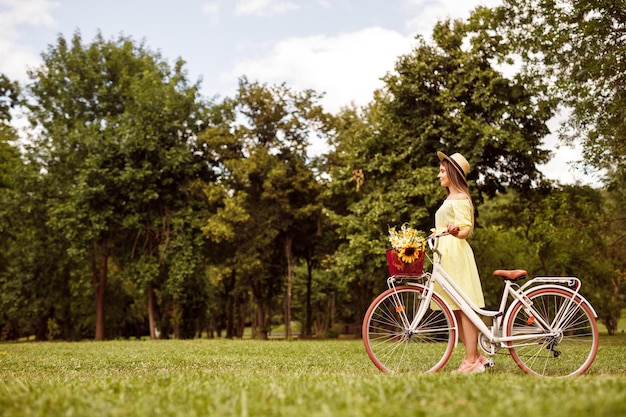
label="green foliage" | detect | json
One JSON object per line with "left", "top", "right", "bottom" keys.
{"left": 198, "top": 78, "right": 334, "bottom": 338}
{"left": 1, "top": 3, "right": 623, "bottom": 343}
{"left": 0, "top": 145, "right": 82, "bottom": 340}
{"left": 0, "top": 75, "right": 23, "bottom": 335}
{"left": 491, "top": 0, "right": 626, "bottom": 179}
{"left": 597, "top": 176, "right": 626, "bottom": 334}
{"left": 326, "top": 17, "right": 555, "bottom": 322}
{"left": 1, "top": 339, "right": 626, "bottom": 416}
{"left": 19, "top": 31, "right": 210, "bottom": 339}
{"left": 381, "top": 18, "right": 553, "bottom": 196}
{"left": 473, "top": 184, "right": 623, "bottom": 330}
{"left": 472, "top": 225, "right": 533, "bottom": 308}
{"left": 0, "top": 74, "right": 20, "bottom": 189}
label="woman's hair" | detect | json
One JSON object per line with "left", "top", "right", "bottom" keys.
{"left": 441, "top": 159, "right": 475, "bottom": 232}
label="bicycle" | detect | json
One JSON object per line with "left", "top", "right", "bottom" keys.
{"left": 362, "top": 231, "right": 599, "bottom": 377}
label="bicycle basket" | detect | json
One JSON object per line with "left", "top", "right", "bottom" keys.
{"left": 386, "top": 248, "right": 424, "bottom": 276}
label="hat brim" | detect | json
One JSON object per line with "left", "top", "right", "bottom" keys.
{"left": 437, "top": 151, "right": 467, "bottom": 182}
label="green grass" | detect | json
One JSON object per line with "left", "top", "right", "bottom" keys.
{"left": 1, "top": 335, "right": 626, "bottom": 417}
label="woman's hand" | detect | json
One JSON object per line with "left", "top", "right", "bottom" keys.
{"left": 446, "top": 223, "right": 460, "bottom": 236}
{"left": 446, "top": 223, "right": 469, "bottom": 239}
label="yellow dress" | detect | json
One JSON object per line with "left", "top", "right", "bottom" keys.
{"left": 433, "top": 199, "right": 485, "bottom": 310}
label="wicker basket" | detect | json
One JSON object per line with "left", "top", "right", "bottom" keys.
{"left": 386, "top": 248, "right": 425, "bottom": 276}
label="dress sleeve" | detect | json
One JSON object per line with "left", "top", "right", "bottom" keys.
{"left": 453, "top": 200, "right": 473, "bottom": 228}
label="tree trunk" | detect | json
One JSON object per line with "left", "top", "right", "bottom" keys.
{"left": 236, "top": 293, "right": 248, "bottom": 338}
{"left": 225, "top": 269, "right": 236, "bottom": 339}
{"left": 302, "top": 258, "right": 313, "bottom": 339}
{"left": 256, "top": 303, "right": 268, "bottom": 340}
{"left": 148, "top": 281, "right": 158, "bottom": 339}
{"left": 250, "top": 302, "right": 257, "bottom": 339}
{"left": 94, "top": 242, "right": 108, "bottom": 341}
{"left": 226, "top": 294, "right": 235, "bottom": 339}
{"left": 329, "top": 292, "right": 336, "bottom": 329}
{"left": 172, "top": 302, "right": 180, "bottom": 339}
{"left": 284, "top": 236, "right": 293, "bottom": 340}
{"left": 35, "top": 313, "right": 48, "bottom": 341}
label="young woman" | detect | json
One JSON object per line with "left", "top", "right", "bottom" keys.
{"left": 435, "top": 151, "right": 486, "bottom": 374}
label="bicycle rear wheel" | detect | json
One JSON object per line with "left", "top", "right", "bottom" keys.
{"left": 362, "top": 285, "right": 456, "bottom": 373}
{"left": 505, "top": 287, "right": 599, "bottom": 377}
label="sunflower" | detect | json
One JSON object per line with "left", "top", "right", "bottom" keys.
{"left": 398, "top": 244, "right": 421, "bottom": 263}
{"left": 388, "top": 223, "right": 425, "bottom": 264}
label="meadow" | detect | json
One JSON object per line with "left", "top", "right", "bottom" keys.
{"left": 1, "top": 333, "right": 625, "bottom": 417}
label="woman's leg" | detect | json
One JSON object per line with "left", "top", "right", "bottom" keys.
{"left": 454, "top": 310, "right": 479, "bottom": 362}
{"left": 454, "top": 310, "right": 465, "bottom": 345}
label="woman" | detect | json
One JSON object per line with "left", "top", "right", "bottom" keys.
{"left": 435, "top": 151, "right": 486, "bottom": 374}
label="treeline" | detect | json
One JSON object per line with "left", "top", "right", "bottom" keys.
{"left": 0, "top": 1, "right": 624, "bottom": 341}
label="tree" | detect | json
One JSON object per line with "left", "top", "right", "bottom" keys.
{"left": 0, "top": 74, "right": 27, "bottom": 339}
{"left": 469, "top": 0, "right": 626, "bottom": 330}
{"left": 326, "top": 18, "right": 555, "bottom": 326}
{"left": 473, "top": 183, "right": 622, "bottom": 333}
{"left": 1, "top": 73, "right": 78, "bottom": 341}
{"left": 489, "top": 0, "right": 626, "bottom": 180}
{"left": 0, "top": 74, "right": 20, "bottom": 191}
{"left": 600, "top": 174, "right": 626, "bottom": 333}
{"left": 25, "top": 31, "right": 209, "bottom": 340}
{"left": 0, "top": 73, "right": 19, "bottom": 195}
{"left": 200, "top": 78, "right": 333, "bottom": 339}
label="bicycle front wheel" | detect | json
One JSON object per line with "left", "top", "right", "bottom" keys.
{"left": 505, "top": 287, "right": 599, "bottom": 377}
{"left": 362, "top": 285, "right": 457, "bottom": 373}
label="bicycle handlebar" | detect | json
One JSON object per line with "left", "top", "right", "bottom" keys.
{"left": 426, "top": 231, "right": 450, "bottom": 261}
{"left": 427, "top": 231, "right": 448, "bottom": 250}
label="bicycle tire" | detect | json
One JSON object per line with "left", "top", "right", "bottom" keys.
{"left": 362, "top": 285, "right": 457, "bottom": 373}
{"left": 505, "top": 286, "right": 599, "bottom": 377}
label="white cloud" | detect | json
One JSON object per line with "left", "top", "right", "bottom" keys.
{"left": 0, "top": 45, "right": 38, "bottom": 81}
{"left": 0, "top": 0, "right": 58, "bottom": 25}
{"left": 538, "top": 111, "right": 601, "bottom": 185}
{"left": 0, "top": 0, "right": 59, "bottom": 81}
{"left": 201, "top": 2, "right": 220, "bottom": 25}
{"left": 234, "top": 0, "right": 299, "bottom": 16}
{"left": 538, "top": 136, "right": 595, "bottom": 185}
{"left": 0, "top": 0, "right": 593, "bottom": 184}
{"left": 223, "top": 27, "right": 415, "bottom": 113}
{"left": 405, "top": 0, "right": 502, "bottom": 37}
{"left": 315, "top": 0, "right": 332, "bottom": 8}
{"left": 220, "top": 26, "right": 416, "bottom": 157}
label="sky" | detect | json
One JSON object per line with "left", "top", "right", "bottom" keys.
{"left": 0, "top": 0, "right": 594, "bottom": 184}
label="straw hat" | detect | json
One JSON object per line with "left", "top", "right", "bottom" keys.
{"left": 437, "top": 151, "right": 470, "bottom": 181}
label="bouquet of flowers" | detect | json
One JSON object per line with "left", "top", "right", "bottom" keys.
{"left": 388, "top": 223, "right": 426, "bottom": 263}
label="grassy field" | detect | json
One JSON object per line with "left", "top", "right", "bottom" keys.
{"left": 1, "top": 333, "right": 625, "bottom": 417}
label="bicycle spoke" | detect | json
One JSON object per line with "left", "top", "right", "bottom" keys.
{"left": 363, "top": 286, "right": 456, "bottom": 373}
{"left": 506, "top": 287, "right": 598, "bottom": 377}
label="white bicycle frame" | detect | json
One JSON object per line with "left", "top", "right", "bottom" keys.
{"left": 398, "top": 233, "right": 597, "bottom": 349}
